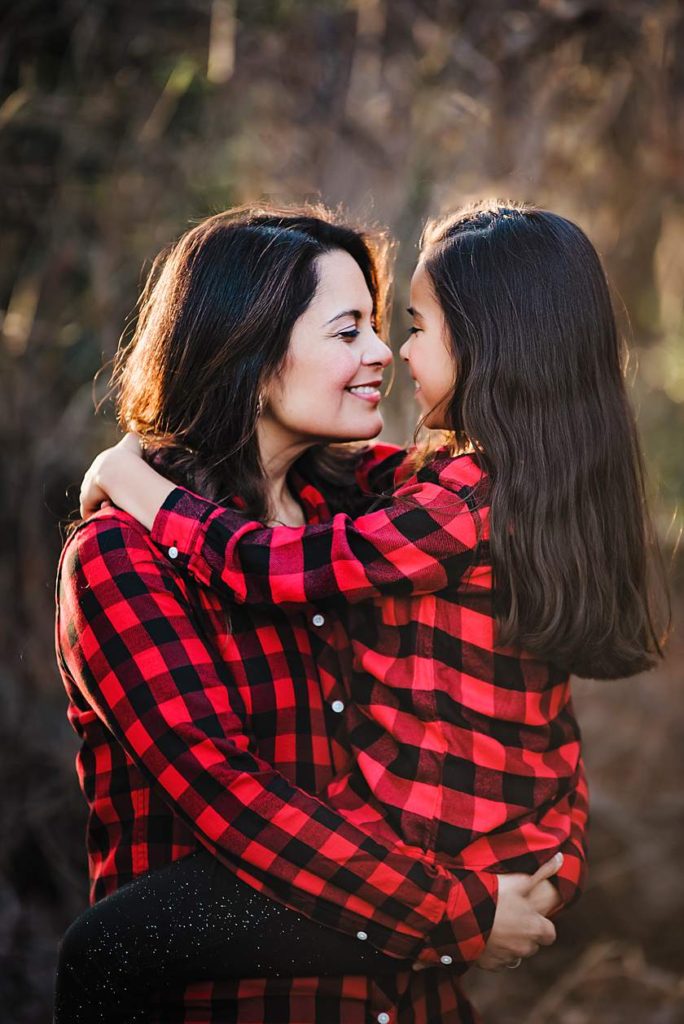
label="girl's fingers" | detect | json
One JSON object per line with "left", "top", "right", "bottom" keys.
{"left": 121, "top": 432, "right": 143, "bottom": 456}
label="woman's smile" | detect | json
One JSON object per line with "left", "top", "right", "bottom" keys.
{"left": 345, "top": 379, "right": 383, "bottom": 403}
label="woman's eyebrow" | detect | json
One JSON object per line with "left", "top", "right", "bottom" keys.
{"left": 324, "top": 309, "right": 363, "bottom": 326}
{"left": 407, "top": 306, "right": 424, "bottom": 319}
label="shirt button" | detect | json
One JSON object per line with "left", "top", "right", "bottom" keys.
{"left": 331, "top": 699, "right": 345, "bottom": 713}
{"left": 377, "top": 1014, "right": 391, "bottom": 1024}
{"left": 356, "top": 930, "right": 368, "bottom": 941}
{"left": 312, "top": 613, "right": 325, "bottom": 627}
{"left": 168, "top": 546, "right": 179, "bottom": 559}
{"left": 440, "top": 954, "right": 453, "bottom": 965}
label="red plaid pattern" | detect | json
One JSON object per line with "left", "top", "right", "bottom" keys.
{"left": 150, "top": 446, "right": 588, "bottom": 912}
{"left": 56, "top": 465, "right": 498, "bottom": 1024}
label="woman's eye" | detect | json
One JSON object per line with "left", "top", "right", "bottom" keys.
{"left": 406, "top": 326, "right": 421, "bottom": 337}
{"left": 338, "top": 327, "right": 360, "bottom": 340}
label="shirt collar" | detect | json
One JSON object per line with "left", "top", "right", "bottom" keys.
{"left": 228, "top": 469, "right": 332, "bottom": 525}
{"left": 287, "top": 468, "right": 332, "bottom": 524}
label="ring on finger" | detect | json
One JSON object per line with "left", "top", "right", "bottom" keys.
{"left": 505, "top": 957, "right": 522, "bottom": 969}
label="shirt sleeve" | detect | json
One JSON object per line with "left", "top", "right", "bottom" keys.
{"left": 549, "top": 758, "right": 589, "bottom": 914}
{"left": 57, "top": 512, "right": 497, "bottom": 967}
{"left": 149, "top": 474, "right": 480, "bottom": 609}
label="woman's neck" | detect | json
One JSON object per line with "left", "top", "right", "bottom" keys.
{"left": 257, "top": 419, "right": 311, "bottom": 526}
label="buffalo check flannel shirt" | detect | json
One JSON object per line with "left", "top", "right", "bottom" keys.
{"left": 56, "top": 461, "right": 500, "bottom": 1024}
{"left": 150, "top": 446, "right": 588, "bottom": 912}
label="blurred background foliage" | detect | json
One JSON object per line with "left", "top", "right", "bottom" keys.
{"left": 0, "top": 1, "right": 682, "bottom": 1021}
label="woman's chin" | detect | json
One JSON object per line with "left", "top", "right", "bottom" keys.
{"left": 321, "top": 415, "right": 384, "bottom": 443}
{"left": 351, "top": 414, "right": 384, "bottom": 440}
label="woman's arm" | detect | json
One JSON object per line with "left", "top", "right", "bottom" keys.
{"left": 57, "top": 511, "right": 500, "bottom": 968}
{"left": 546, "top": 759, "right": 589, "bottom": 914}
{"left": 82, "top": 442, "right": 481, "bottom": 608}
{"left": 55, "top": 843, "right": 563, "bottom": 1023}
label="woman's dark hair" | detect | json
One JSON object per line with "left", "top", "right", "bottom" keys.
{"left": 420, "top": 199, "right": 670, "bottom": 679}
{"left": 113, "top": 203, "right": 391, "bottom": 519}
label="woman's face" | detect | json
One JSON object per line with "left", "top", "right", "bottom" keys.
{"left": 262, "top": 249, "right": 393, "bottom": 444}
{"left": 400, "top": 261, "right": 455, "bottom": 430}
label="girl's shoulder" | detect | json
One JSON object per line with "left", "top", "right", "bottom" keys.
{"left": 413, "top": 448, "right": 489, "bottom": 498}
{"left": 355, "top": 443, "right": 409, "bottom": 494}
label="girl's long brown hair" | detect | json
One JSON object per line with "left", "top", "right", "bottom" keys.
{"left": 113, "top": 203, "right": 391, "bottom": 521}
{"left": 421, "top": 199, "right": 669, "bottom": 679}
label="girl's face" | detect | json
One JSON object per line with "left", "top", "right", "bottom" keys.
{"left": 262, "top": 249, "right": 393, "bottom": 445}
{"left": 400, "top": 261, "right": 456, "bottom": 430}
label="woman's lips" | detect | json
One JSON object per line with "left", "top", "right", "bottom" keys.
{"left": 346, "top": 382, "right": 382, "bottom": 403}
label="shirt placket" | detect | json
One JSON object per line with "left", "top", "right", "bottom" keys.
{"left": 368, "top": 978, "right": 398, "bottom": 1024}
{"left": 305, "top": 607, "right": 350, "bottom": 737}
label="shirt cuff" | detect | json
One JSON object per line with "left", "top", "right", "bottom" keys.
{"left": 415, "top": 869, "right": 498, "bottom": 968}
{"left": 549, "top": 849, "right": 588, "bottom": 915}
{"left": 150, "top": 486, "right": 215, "bottom": 571}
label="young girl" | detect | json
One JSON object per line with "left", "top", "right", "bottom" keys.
{"left": 56, "top": 205, "right": 565, "bottom": 1024}
{"left": 83, "top": 201, "right": 668, "bottom": 949}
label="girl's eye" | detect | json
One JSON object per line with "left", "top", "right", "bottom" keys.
{"left": 406, "top": 326, "right": 421, "bottom": 337}
{"left": 338, "top": 327, "right": 360, "bottom": 340}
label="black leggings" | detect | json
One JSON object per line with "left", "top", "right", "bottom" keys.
{"left": 54, "top": 848, "right": 408, "bottom": 1022}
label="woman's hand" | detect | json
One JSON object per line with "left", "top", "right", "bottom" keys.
{"left": 528, "top": 878, "right": 562, "bottom": 917}
{"left": 79, "top": 433, "right": 173, "bottom": 529}
{"left": 475, "top": 853, "right": 563, "bottom": 972}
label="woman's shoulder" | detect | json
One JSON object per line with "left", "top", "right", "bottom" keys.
{"left": 58, "top": 507, "right": 159, "bottom": 583}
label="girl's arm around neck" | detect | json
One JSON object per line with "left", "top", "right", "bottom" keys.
{"left": 80, "top": 436, "right": 481, "bottom": 608}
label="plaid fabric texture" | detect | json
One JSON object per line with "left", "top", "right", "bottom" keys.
{"left": 56, "top": 462, "right": 500, "bottom": 1024}
{"left": 150, "top": 446, "right": 588, "bottom": 911}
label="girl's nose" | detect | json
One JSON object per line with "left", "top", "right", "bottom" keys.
{"left": 399, "top": 337, "right": 410, "bottom": 362}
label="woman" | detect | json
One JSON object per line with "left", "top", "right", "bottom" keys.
{"left": 56, "top": 205, "right": 564, "bottom": 1024}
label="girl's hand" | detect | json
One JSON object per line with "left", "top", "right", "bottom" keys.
{"left": 475, "top": 853, "right": 563, "bottom": 972}
{"left": 79, "top": 434, "right": 143, "bottom": 518}
{"left": 79, "top": 433, "right": 172, "bottom": 529}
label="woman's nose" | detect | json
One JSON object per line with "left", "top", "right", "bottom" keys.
{"left": 399, "top": 337, "right": 410, "bottom": 361}
{"left": 363, "top": 332, "right": 393, "bottom": 368}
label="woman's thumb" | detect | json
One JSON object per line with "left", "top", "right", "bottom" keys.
{"left": 526, "top": 852, "right": 563, "bottom": 891}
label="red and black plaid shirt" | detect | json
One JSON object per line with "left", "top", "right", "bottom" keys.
{"left": 150, "top": 445, "right": 588, "bottom": 909}
{"left": 56, "top": 459, "right": 501, "bottom": 1024}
